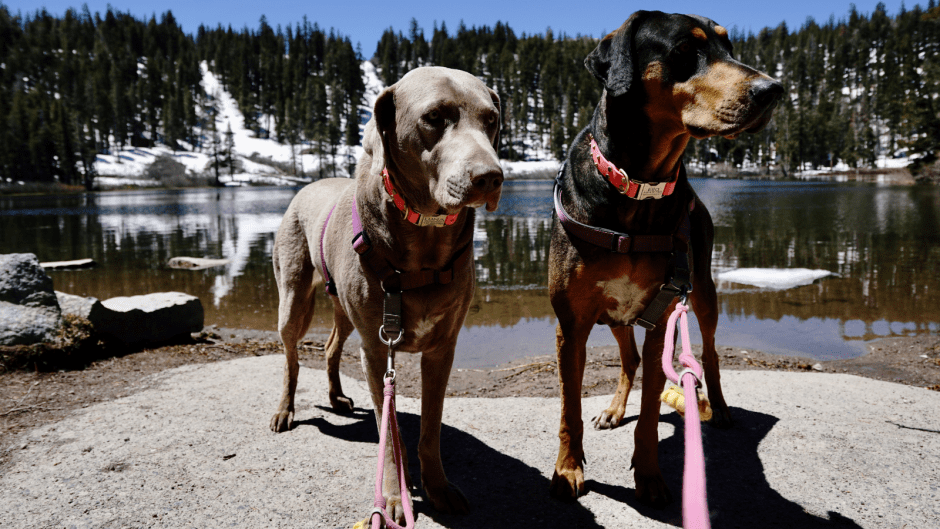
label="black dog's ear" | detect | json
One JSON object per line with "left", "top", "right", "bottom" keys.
{"left": 363, "top": 86, "right": 395, "bottom": 175}
{"left": 488, "top": 87, "right": 501, "bottom": 151}
{"left": 585, "top": 11, "right": 648, "bottom": 97}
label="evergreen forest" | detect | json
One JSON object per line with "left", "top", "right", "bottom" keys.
{"left": 2, "top": 2, "right": 939, "bottom": 187}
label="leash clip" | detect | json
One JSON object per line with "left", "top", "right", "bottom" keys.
{"left": 380, "top": 326, "right": 402, "bottom": 384}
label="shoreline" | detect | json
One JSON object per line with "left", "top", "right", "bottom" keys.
{"left": 1, "top": 328, "right": 937, "bottom": 472}
{"left": 0, "top": 165, "right": 923, "bottom": 197}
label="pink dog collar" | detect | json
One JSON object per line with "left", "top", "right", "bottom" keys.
{"left": 590, "top": 136, "right": 678, "bottom": 200}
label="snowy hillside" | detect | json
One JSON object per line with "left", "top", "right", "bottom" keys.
{"left": 94, "top": 61, "right": 379, "bottom": 187}
{"left": 92, "top": 60, "right": 558, "bottom": 188}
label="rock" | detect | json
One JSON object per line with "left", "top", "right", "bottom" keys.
{"left": 167, "top": 257, "right": 230, "bottom": 270}
{"left": 91, "top": 292, "right": 203, "bottom": 344}
{"left": 812, "top": 363, "right": 824, "bottom": 372}
{"left": 0, "top": 253, "right": 61, "bottom": 345}
{"left": 0, "top": 253, "right": 59, "bottom": 307}
{"left": 55, "top": 291, "right": 101, "bottom": 320}
{"left": 40, "top": 258, "right": 96, "bottom": 269}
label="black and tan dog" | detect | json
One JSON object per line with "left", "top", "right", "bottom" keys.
{"left": 270, "top": 67, "right": 502, "bottom": 521}
{"left": 548, "top": 11, "right": 783, "bottom": 505}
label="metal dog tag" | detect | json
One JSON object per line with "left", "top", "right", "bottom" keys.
{"left": 636, "top": 182, "right": 667, "bottom": 200}
{"left": 417, "top": 215, "right": 448, "bottom": 227}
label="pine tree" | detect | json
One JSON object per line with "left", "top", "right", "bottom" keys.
{"left": 51, "top": 99, "right": 79, "bottom": 184}
{"left": 224, "top": 122, "right": 235, "bottom": 176}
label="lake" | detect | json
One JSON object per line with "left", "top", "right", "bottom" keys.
{"left": 2, "top": 178, "right": 938, "bottom": 368}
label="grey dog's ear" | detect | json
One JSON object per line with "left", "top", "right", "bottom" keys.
{"left": 488, "top": 87, "right": 501, "bottom": 151}
{"left": 584, "top": 11, "right": 648, "bottom": 98}
{"left": 363, "top": 86, "right": 395, "bottom": 175}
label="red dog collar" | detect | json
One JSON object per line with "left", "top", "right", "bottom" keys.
{"left": 382, "top": 168, "right": 459, "bottom": 227}
{"left": 589, "top": 136, "right": 678, "bottom": 200}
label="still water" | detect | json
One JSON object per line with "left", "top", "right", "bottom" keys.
{"left": 2, "top": 179, "right": 938, "bottom": 367}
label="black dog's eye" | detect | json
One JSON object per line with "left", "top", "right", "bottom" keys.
{"left": 670, "top": 41, "right": 699, "bottom": 82}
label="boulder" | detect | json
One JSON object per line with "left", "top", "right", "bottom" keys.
{"left": 0, "top": 253, "right": 62, "bottom": 345}
{"left": 55, "top": 291, "right": 102, "bottom": 320}
{"left": 91, "top": 292, "right": 203, "bottom": 344}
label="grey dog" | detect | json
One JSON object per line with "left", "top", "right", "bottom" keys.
{"left": 270, "top": 66, "right": 503, "bottom": 521}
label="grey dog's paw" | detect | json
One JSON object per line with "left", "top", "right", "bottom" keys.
{"left": 269, "top": 410, "right": 293, "bottom": 432}
{"left": 329, "top": 394, "right": 355, "bottom": 415}
{"left": 386, "top": 495, "right": 406, "bottom": 526}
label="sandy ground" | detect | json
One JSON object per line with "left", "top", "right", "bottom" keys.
{"left": 1, "top": 330, "right": 939, "bottom": 528}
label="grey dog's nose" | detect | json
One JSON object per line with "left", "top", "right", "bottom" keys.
{"left": 471, "top": 168, "right": 504, "bottom": 194}
{"left": 750, "top": 78, "right": 784, "bottom": 109}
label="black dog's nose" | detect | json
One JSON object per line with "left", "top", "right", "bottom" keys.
{"left": 749, "top": 78, "right": 784, "bottom": 108}
{"left": 471, "top": 168, "right": 504, "bottom": 193}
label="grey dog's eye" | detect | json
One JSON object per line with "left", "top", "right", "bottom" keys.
{"left": 487, "top": 113, "right": 497, "bottom": 124}
{"left": 427, "top": 110, "right": 440, "bottom": 121}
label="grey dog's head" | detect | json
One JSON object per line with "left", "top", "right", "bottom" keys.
{"left": 362, "top": 66, "right": 503, "bottom": 214}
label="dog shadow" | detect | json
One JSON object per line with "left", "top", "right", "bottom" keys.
{"left": 300, "top": 405, "right": 605, "bottom": 527}
{"left": 590, "top": 407, "right": 862, "bottom": 528}
{"left": 301, "top": 405, "right": 861, "bottom": 528}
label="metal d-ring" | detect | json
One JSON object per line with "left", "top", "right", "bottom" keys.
{"left": 378, "top": 325, "right": 403, "bottom": 347}
{"left": 677, "top": 368, "right": 702, "bottom": 389}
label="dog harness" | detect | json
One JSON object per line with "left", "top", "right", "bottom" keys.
{"left": 554, "top": 155, "right": 693, "bottom": 330}
{"left": 590, "top": 135, "right": 679, "bottom": 200}
{"left": 320, "top": 203, "right": 339, "bottom": 296}
{"left": 318, "top": 169, "right": 468, "bottom": 300}
{"left": 350, "top": 191, "right": 471, "bottom": 337}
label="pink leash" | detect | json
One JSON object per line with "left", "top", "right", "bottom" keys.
{"left": 363, "top": 325, "right": 414, "bottom": 529}
{"left": 660, "top": 301, "right": 711, "bottom": 529}
{"left": 367, "top": 374, "right": 415, "bottom": 529}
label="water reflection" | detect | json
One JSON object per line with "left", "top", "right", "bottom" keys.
{"left": 1, "top": 180, "right": 938, "bottom": 367}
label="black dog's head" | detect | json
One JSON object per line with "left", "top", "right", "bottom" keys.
{"left": 586, "top": 11, "right": 783, "bottom": 139}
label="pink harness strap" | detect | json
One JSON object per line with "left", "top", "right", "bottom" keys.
{"left": 661, "top": 302, "right": 711, "bottom": 529}
{"left": 319, "top": 203, "right": 339, "bottom": 296}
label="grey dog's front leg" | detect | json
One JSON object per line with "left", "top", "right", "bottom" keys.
{"left": 419, "top": 346, "right": 469, "bottom": 514}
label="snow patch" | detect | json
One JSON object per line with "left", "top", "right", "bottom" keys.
{"left": 717, "top": 268, "right": 835, "bottom": 290}
{"left": 502, "top": 160, "right": 560, "bottom": 179}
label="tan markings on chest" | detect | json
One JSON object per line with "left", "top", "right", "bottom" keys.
{"left": 412, "top": 312, "right": 446, "bottom": 339}
{"left": 595, "top": 276, "right": 650, "bottom": 325}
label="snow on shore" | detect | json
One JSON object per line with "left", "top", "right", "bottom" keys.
{"left": 717, "top": 268, "right": 835, "bottom": 290}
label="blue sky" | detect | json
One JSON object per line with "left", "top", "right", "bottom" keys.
{"left": 3, "top": 0, "right": 926, "bottom": 55}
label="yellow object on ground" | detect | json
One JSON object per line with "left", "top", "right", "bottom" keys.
{"left": 660, "top": 384, "right": 713, "bottom": 421}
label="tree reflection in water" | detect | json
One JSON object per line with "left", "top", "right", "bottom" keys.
{"left": 1, "top": 179, "right": 937, "bottom": 366}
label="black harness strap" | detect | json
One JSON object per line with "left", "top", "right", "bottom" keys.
{"left": 351, "top": 196, "right": 471, "bottom": 336}
{"left": 636, "top": 211, "right": 692, "bottom": 330}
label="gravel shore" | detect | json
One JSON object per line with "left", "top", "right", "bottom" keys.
{"left": 1, "top": 330, "right": 938, "bottom": 528}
